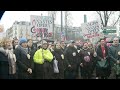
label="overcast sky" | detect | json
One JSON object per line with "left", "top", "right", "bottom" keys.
{"left": 1, "top": 11, "right": 119, "bottom": 38}
{"left": 0, "top": 11, "right": 97, "bottom": 31}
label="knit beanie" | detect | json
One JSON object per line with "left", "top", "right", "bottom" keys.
{"left": 19, "top": 38, "right": 27, "bottom": 45}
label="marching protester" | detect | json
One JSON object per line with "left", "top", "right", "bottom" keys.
{"left": 15, "top": 37, "right": 33, "bottom": 79}
{"left": 12, "top": 38, "right": 19, "bottom": 53}
{"left": 60, "top": 41, "right": 66, "bottom": 53}
{"left": 33, "top": 40, "right": 53, "bottom": 79}
{"left": 27, "top": 39, "right": 37, "bottom": 79}
{"left": 79, "top": 42, "right": 94, "bottom": 79}
{"left": 0, "top": 38, "right": 17, "bottom": 79}
{"left": 88, "top": 42, "right": 97, "bottom": 78}
{"left": 52, "top": 42, "right": 65, "bottom": 79}
{"left": 48, "top": 42, "right": 55, "bottom": 52}
{"left": 75, "top": 40, "right": 81, "bottom": 52}
{"left": 96, "top": 38, "right": 111, "bottom": 79}
{"left": 108, "top": 37, "right": 120, "bottom": 79}
{"left": 64, "top": 41, "right": 79, "bottom": 79}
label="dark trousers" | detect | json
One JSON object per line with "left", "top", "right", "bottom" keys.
{"left": 43, "top": 62, "right": 53, "bottom": 79}
{"left": 64, "top": 68, "right": 77, "bottom": 79}
{"left": 81, "top": 69, "right": 92, "bottom": 79}
{"left": 9, "top": 74, "right": 18, "bottom": 79}
{"left": 34, "top": 63, "right": 44, "bottom": 79}
{"left": 34, "top": 62, "right": 53, "bottom": 79}
{"left": 96, "top": 66, "right": 111, "bottom": 78}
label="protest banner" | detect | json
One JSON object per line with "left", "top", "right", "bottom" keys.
{"left": 30, "top": 15, "right": 53, "bottom": 40}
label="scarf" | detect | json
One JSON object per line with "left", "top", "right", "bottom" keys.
{"left": 19, "top": 45, "right": 28, "bottom": 55}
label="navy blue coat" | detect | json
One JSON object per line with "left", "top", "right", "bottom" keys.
{"left": 14, "top": 46, "right": 33, "bottom": 79}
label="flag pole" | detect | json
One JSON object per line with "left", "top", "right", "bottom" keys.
{"left": 41, "top": 13, "right": 44, "bottom": 63}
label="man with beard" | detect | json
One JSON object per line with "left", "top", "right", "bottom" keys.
{"left": 33, "top": 40, "right": 53, "bottom": 79}
{"left": 79, "top": 42, "right": 94, "bottom": 79}
{"left": 64, "top": 41, "right": 79, "bottom": 79}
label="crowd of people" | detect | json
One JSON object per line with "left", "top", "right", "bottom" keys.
{"left": 0, "top": 36, "right": 120, "bottom": 79}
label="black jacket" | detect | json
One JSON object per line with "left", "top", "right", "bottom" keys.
{"left": 96, "top": 45, "right": 109, "bottom": 61}
{"left": 53, "top": 49, "right": 64, "bottom": 70}
{"left": 0, "top": 52, "right": 9, "bottom": 79}
{"left": 64, "top": 46, "right": 79, "bottom": 70}
{"left": 79, "top": 48, "right": 94, "bottom": 65}
{"left": 28, "top": 45, "right": 37, "bottom": 70}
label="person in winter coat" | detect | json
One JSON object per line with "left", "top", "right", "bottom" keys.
{"left": 79, "top": 42, "right": 94, "bottom": 79}
{"left": 64, "top": 41, "right": 79, "bottom": 79}
{"left": 33, "top": 40, "right": 53, "bottom": 79}
{"left": 108, "top": 37, "right": 120, "bottom": 79}
{"left": 52, "top": 42, "right": 65, "bottom": 79}
{"left": 0, "top": 38, "right": 16, "bottom": 79}
{"left": 48, "top": 43, "right": 55, "bottom": 53}
{"left": 12, "top": 38, "right": 19, "bottom": 53}
{"left": 27, "top": 39, "right": 37, "bottom": 79}
{"left": 14, "top": 38, "right": 33, "bottom": 79}
{"left": 96, "top": 38, "right": 110, "bottom": 79}
{"left": 88, "top": 42, "right": 97, "bottom": 78}
{"left": 60, "top": 41, "right": 66, "bottom": 53}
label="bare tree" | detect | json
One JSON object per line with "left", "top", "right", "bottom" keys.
{"left": 96, "top": 11, "right": 120, "bottom": 27}
{"left": 65, "top": 11, "right": 73, "bottom": 40}
{"left": 65, "top": 11, "right": 73, "bottom": 27}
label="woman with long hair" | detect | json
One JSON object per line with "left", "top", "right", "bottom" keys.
{"left": 0, "top": 38, "right": 17, "bottom": 79}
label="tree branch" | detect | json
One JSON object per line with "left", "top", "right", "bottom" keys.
{"left": 96, "top": 11, "right": 119, "bottom": 28}
{"left": 113, "top": 15, "right": 120, "bottom": 26}
{"left": 108, "top": 11, "right": 112, "bottom": 18}
{"left": 96, "top": 11, "right": 105, "bottom": 27}
{"left": 104, "top": 11, "right": 108, "bottom": 27}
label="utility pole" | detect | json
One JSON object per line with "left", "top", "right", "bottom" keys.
{"left": 65, "top": 11, "right": 67, "bottom": 41}
{"left": 84, "top": 14, "right": 87, "bottom": 23}
{"left": 48, "top": 11, "right": 56, "bottom": 41}
{"left": 61, "top": 11, "right": 63, "bottom": 41}
{"left": 119, "top": 11, "right": 120, "bottom": 36}
{"left": 52, "top": 12, "right": 55, "bottom": 41}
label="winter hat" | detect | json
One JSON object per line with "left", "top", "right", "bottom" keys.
{"left": 19, "top": 38, "right": 27, "bottom": 45}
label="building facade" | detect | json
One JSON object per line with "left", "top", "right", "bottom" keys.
{"left": 54, "top": 25, "right": 83, "bottom": 41}
{"left": 6, "top": 21, "right": 31, "bottom": 39}
{"left": 6, "top": 20, "right": 83, "bottom": 41}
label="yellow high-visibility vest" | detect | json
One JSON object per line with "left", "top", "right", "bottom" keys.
{"left": 33, "top": 48, "right": 53, "bottom": 64}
